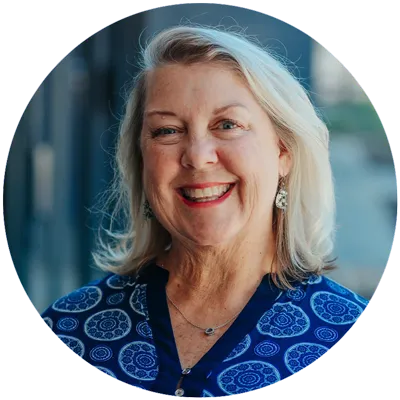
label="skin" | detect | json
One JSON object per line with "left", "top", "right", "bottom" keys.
{"left": 140, "top": 62, "right": 291, "bottom": 368}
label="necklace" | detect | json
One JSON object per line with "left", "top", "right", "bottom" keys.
{"left": 158, "top": 261, "right": 242, "bottom": 336}
{"left": 165, "top": 291, "right": 241, "bottom": 336}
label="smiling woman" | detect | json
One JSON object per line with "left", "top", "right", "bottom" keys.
{"left": 41, "top": 25, "right": 368, "bottom": 397}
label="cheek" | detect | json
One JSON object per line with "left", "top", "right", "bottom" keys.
{"left": 229, "top": 138, "right": 280, "bottom": 201}
{"left": 230, "top": 136, "right": 279, "bottom": 177}
{"left": 142, "top": 145, "right": 179, "bottom": 191}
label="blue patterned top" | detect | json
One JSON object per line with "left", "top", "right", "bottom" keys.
{"left": 41, "top": 261, "right": 368, "bottom": 397}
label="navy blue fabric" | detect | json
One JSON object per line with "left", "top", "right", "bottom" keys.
{"left": 41, "top": 261, "right": 368, "bottom": 397}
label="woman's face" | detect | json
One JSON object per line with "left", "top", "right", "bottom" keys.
{"left": 140, "top": 63, "right": 291, "bottom": 246}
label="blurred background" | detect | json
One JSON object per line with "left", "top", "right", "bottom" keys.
{"left": 4, "top": 4, "right": 396, "bottom": 313}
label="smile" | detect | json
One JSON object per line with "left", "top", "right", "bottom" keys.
{"left": 177, "top": 183, "right": 235, "bottom": 207}
{"left": 181, "top": 184, "right": 231, "bottom": 201}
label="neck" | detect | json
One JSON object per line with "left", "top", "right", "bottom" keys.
{"left": 158, "top": 229, "right": 276, "bottom": 307}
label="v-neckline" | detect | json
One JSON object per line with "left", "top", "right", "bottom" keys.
{"left": 141, "top": 261, "right": 281, "bottom": 394}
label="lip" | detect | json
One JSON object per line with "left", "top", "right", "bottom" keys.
{"left": 177, "top": 182, "right": 234, "bottom": 189}
{"left": 176, "top": 183, "right": 235, "bottom": 208}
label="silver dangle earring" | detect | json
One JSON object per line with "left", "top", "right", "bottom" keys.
{"left": 275, "top": 177, "right": 288, "bottom": 211}
{"left": 143, "top": 199, "right": 155, "bottom": 220}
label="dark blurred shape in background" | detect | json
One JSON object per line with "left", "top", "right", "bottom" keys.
{"left": 4, "top": 4, "right": 395, "bottom": 312}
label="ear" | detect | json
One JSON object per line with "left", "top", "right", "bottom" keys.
{"left": 278, "top": 140, "right": 292, "bottom": 177}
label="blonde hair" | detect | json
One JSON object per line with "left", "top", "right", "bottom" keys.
{"left": 93, "top": 25, "right": 336, "bottom": 288}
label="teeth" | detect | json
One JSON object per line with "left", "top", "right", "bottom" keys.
{"left": 182, "top": 184, "right": 231, "bottom": 200}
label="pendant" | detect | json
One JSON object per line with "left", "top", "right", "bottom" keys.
{"left": 205, "top": 328, "right": 215, "bottom": 336}
{"left": 275, "top": 188, "right": 288, "bottom": 210}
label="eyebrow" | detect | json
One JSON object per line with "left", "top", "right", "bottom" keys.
{"left": 213, "top": 103, "right": 249, "bottom": 115}
{"left": 144, "top": 103, "right": 249, "bottom": 118}
{"left": 145, "top": 110, "right": 177, "bottom": 118}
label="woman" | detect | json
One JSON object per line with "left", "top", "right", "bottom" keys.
{"left": 41, "top": 25, "right": 368, "bottom": 397}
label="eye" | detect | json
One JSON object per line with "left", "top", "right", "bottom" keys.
{"left": 151, "top": 127, "right": 178, "bottom": 137}
{"left": 217, "top": 120, "right": 239, "bottom": 130}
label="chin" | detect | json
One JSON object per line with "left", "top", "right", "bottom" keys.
{"left": 186, "top": 229, "right": 238, "bottom": 247}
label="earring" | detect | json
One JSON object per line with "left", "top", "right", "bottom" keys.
{"left": 275, "top": 177, "right": 288, "bottom": 211}
{"left": 143, "top": 199, "right": 155, "bottom": 220}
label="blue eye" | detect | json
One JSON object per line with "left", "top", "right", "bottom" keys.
{"left": 219, "top": 120, "right": 238, "bottom": 130}
{"left": 152, "top": 127, "right": 177, "bottom": 137}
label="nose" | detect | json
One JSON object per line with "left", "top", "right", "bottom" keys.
{"left": 181, "top": 136, "right": 219, "bottom": 170}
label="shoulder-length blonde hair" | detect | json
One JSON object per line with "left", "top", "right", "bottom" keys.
{"left": 93, "top": 25, "right": 336, "bottom": 288}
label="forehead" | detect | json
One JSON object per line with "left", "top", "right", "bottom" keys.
{"left": 144, "top": 63, "right": 256, "bottom": 113}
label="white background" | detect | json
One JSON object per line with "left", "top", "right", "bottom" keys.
{"left": 0, "top": 0, "right": 399, "bottom": 400}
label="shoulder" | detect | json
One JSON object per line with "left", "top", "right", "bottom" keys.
{"left": 271, "top": 274, "right": 370, "bottom": 335}
{"left": 323, "top": 276, "right": 369, "bottom": 303}
{"left": 41, "top": 272, "right": 140, "bottom": 332}
{"left": 302, "top": 274, "right": 369, "bottom": 307}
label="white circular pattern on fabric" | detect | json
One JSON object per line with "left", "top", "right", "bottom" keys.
{"left": 96, "top": 366, "right": 117, "bottom": 378}
{"left": 84, "top": 309, "right": 132, "bottom": 341}
{"left": 354, "top": 293, "right": 369, "bottom": 306}
{"left": 106, "top": 292, "right": 125, "bottom": 306}
{"left": 90, "top": 345, "right": 113, "bottom": 362}
{"left": 118, "top": 341, "right": 159, "bottom": 381}
{"left": 223, "top": 335, "right": 251, "bottom": 362}
{"left": 286, "top": 287, "right": 306, "bottom": 302}
{"left": 107, "top": 274, "right": 137, "bottom": 289}
{"left": 129, "top": 284, "right": 148, "bottom": 317}
{"left": 43, "top": 317, "right": 53, "bottom": 329}
{"left": 52, "top": 286, "right": 102, "bottom": 313}
{"left": 314, "top": 327, "right": 339, "bottom": 342}
{"left": 254, "top": 340, "right": 280, "bottom": 357}
{"left": 310, "top": 291, "right": 363, "bottom": 325}
{"left": 202, "top": 390, "right": 214, "bottom": 397}
{"left": 302, "top": 275, "right": 322, "bottom": 285}
{"left": 257, "top": 302, "right": 310, "bottom": 337}
{"left": 58, "top": 335, "right": 85, "bottom": 357}
{"left": 284, "top": 342, "right": 328, "bottom": 373}
{"left": 325, "top": 279, "right": 351, "bottom": 295}
{"left": 57, "top": 317, "right": 79, "bottom": 332}
{"left": 136, "top": 321, "right": 153, "bottom": 339}
{"left": 217, "top": 361, "right": 280, "bottom": 395}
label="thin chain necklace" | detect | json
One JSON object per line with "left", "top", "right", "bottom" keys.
{"left": 165, "top": 290, "right": 241, "bottom": 336}
{"left": 159, "top": 262, "right": 243, "bottom": 336}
